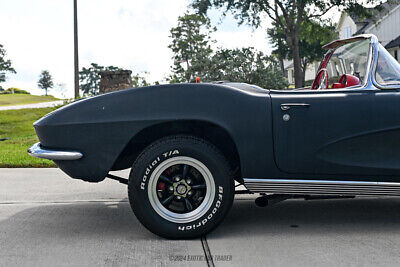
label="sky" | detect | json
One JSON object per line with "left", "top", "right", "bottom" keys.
{"left": 0, "top": 0, "right": 273, "bottom": 98}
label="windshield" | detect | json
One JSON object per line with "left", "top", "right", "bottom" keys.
{"left": 375, "top": 43, "right": 400, "bottom": 87}
{"left": 326, "top": 39, "right": 371, "bottom": 85}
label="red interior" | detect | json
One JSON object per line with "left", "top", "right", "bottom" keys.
{"left": 312, "top": 50, "right": 361, "bottom": 90}
{"left": 331, "top": 82, "right": 345, "bottom": 88}
{"left": 331, "top": 74, "right": 360, "bottom": 89}
{"left": 311, "top": 68, "right": 329, "bottom": 89}
{"left": 342, "top": 74, "right": 361, "bottom": 87}
{"left": 311, "top": 51, "right": 332, "bottom": 90}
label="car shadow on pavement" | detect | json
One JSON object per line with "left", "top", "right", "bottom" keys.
{"left": 0, "top": 199, "right": 155, "bottom": 240}
{"left": 0, "top": 199, "right": 205, "bottom": 266}
{"left": 212, "top": 197, "right": 400, "bottom": 238}
{"left": 2, "top": 196, "right": 400, "bottom": 266}
{"left": 3, "top": 197, "right": 400, "bottom": 241}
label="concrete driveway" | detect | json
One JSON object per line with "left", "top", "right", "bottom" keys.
{"left": 0, "top": 100, "right": 64, "bottom": 111}
{"left": 1, "top": 168, "right": 400, "bottom": 266}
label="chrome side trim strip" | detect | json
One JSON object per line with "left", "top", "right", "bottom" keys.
{"left": 28, "top": 142, "right": 83, "bottom": 160}
{"left": 243, "top": 178, "right": 400, "bottom": 196}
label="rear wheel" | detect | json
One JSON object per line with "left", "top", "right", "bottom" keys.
{"left": 128, "top": 135, "right": 234, "bottom": 239}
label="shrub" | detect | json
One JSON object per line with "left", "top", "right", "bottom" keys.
{"left": 1, "top": 88, "right": 30, "bottom": 94}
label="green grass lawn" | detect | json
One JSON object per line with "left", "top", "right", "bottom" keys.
{"left": 0, "top": 107, "right": 59, "bottom": 167}
{"left": 0, "top": 94, "right": 59, "bottom": 107}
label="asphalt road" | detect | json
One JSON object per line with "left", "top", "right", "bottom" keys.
{"left": 1, "top": 168, "right": 400, "bottom": 266}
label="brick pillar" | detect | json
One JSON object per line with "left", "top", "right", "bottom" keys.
{"left": 99, "top": 70, "right": 132, "bottom": 94}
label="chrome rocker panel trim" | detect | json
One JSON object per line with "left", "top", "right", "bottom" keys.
{"left": 243, "top": 178, "right": 400, "bottom": 196}
{"left": 28, "top": 142, "right": 83, "bottom": 161}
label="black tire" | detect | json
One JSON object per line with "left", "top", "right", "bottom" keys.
{"left": 128, "top": 135, "right": 234, "bottom": 239}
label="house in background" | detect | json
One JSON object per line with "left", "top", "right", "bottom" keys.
{"left": 284, "top": 60, "right": 320, "bottom": 86}
{"left": 337, "top": 1, "right": 400, "bottom": 61}
{"left": 285, "top": 1, "right": 400, "bottom": 86}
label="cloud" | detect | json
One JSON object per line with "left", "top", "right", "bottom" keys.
{"left": 1, "top": 0, "right": 273, "bottom": 98}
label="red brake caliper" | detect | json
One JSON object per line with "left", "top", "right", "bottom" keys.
{"left": 157, "top": 181, "right": 166, "bottom": 190}
{"left": 157, "top": 169, "right": 170, "bottom": 190}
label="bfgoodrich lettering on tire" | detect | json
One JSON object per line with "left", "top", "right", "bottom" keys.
{"left": 128, "top": 135, "right": 234, "bottom": 239}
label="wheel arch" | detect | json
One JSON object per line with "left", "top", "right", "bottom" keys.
{"left": 111, "top": 120, "right": 242, "bottom": 183}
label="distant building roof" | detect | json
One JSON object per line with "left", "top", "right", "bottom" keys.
{"left": 284, "top": 62, "right": 293, "bottom": 70}
{"left": 349, "top": 1, "right": 399, "bottom": 35}
{"left": 386, "top": 35, "right": 400, "bottom": 49}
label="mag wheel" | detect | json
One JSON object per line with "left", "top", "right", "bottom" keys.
{"left": 128, "top": 135, "right": 234, "bottom": 239}
{"left": 148, "top": 156, "right": 215, "bottom": 223}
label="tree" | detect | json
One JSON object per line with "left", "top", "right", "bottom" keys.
{"left": 192, "top": 0, "right": 380, "bottom": 88}
{"left": 37, "top": 70, "right": 53, "bottom": 96}
{"left": 79, "top": 63, "right": 121, "bottom": 96}
{"left": 132, "top": 72, "right": 149, "bottom": 88}
{"left": 168, "top": 13, "right": 288, "bottom": 88}
{"left": 206, "top": 47, "right": 288, "bottom": 88}
{"left": 0, "top": 44, "right": 16, "bottom": 90}
{"left": 268, "top": 18, "right": 336, "bottom": 86}
{"left": 168, "top": 13, "right": 215, "bottom": 83}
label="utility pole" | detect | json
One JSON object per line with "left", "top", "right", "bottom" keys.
{"left": 73, "top": 0, "right": 79, "bottom": 98}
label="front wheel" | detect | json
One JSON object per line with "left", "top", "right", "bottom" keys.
{"left": 128, "top": 135, "right": 234, "bottom": 239}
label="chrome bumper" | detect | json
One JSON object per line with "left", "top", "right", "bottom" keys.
{"left": 28, "top": 142, "right": 83, "bottom": 160}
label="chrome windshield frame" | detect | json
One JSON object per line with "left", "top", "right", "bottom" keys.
{"left": 371, "top": 41, "right": 400, "bottom": 90}
{"left": 311, "top": 34, "right": 377, "bottom": 92}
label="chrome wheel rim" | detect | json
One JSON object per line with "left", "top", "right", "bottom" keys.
{"left": 148, "top": 156, "right": 215, "bottom": 223}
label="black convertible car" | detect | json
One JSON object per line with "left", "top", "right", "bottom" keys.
{"left": 29, "top": 34, "right": 400, "bottom": 238}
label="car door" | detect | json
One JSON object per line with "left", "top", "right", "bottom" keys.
{"left": 270, "top": 88, "right": 400, "bottom": 177}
